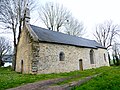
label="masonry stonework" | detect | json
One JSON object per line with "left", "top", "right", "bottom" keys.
{"left": 16, "top": 27, "right": 32, "bottom": 73}
{"left": 16, "top": 24, "right": 109, "bottom": 74}
{"left": 34, "top": 43, "right": 109, "bottom": 74}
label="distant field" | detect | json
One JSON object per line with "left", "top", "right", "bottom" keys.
{"left": 72, "top": 66, "right": 120, "bottom": 90}
{"left": 0, "top": 66, "right": 119, "bottom": 90}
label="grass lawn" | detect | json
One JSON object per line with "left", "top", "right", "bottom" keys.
{"left": 0, "top": 67, "right": 80, "bottom": 90}
{"left": 72, "top": 66, "right": 120, "bottom": 90}
{"left": 0, "top": 66, "right": 119, "bottom": 90}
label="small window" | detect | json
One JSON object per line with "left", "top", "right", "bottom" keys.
{"left": 90, "top": 49, "right": 94, "bottom": 64}
{"left": 104, "top": 53, "right": 106, "bottom": 62}
{"left": 59, "top": 52, "right": 65, "bottom": 61}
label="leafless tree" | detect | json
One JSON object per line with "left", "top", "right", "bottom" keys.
{"left": 0, "top": 37, "right": 11, "bottom": 67}
{"left": 64, "top": 18, "right": 85, "bottom": 37}
{"left": 39, "top": 2, "right": 71, "bottom": 32}
{"left": 94, "top": 20, "right": 120, "bottom": 50}
{"left": 0, "top": 0, "right": 36, "bottom": 70}
{"left": 112, "top": 43, "right": 120, "bottom": 65}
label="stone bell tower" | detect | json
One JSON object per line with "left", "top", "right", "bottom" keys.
{"left": 24, "top": 7, "right": 30, "bottom": 24}
{"left": 25, "top": 7, "right": 30, "bottom": 23}
{"left": 23, "top": 4, "right": 30, "bottom": 24}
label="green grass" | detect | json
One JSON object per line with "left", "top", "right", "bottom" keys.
{"left": 72, "top": 66, "right": 120, "bottom": 90}
{"left": 0, "top": 67, "right": 97, "bottom": 90}
{"left": 55, "top": 66, "right": 111, "bottom": 85}
{"left": 0, "top": 66, "right": 118, "bottom": 90}
{"left": 0, "top": 67, "right": 78, "bottom": 90}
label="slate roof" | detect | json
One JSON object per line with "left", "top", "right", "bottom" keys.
{"left": 29, "top": 24, "right": 105, "bottom": 49}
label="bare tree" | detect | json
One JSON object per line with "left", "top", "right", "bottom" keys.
{"left": 39, "top": 2, "right": 71, "bottom": 32}
{"left": 64, "top": 18, "right": 85, "bottom": 37}
{"left": 112, "top": 43, "right": 120, "bottom": 65}
{"left": 0, "top": 37, "right": 11, "bottom": 67}
{"left": 0, "top": 0, "right": 36, "bottom": 70}
{"left": 94, "top": 20, "right": 120, "bottom": 50}
{"left": 0, "top": 0, "right": 18, "bottom": 69}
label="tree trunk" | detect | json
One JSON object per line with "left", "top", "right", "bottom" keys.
{"left": 57, "top": 26, "right": 60, "bottom": 32}
{"left": 115, "top": 55, "right": 119, "bottom": 66}
{"left": 12, "top": 19, "right": 22, "bottom": 70}
{"left": 113, "top": 56, "right": 116, "bottom": 65}
{"left": 12, "top": 42, "right": 17, "bottom": 70}
{"left": 108, "top": 52, "right": 111, "bottom": 65}
{"left": 18, "top": 19, "right": 22, "bottom": 42}
{"left": 0, "top": 60, "right": 2, "bottom": 67}
{"left": 12, "top": 26, "right": 17, "bottom": 70}
{"left": 0, "top": 56, "right": 3, "bottom": 67}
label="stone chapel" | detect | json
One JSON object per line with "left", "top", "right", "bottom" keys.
{"left": 15, "top": 8, "right": 109, "bottom": 74}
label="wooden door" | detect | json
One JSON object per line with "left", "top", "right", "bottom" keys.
{"left": 79, "top": 59, "right": 83, "bottom": 71}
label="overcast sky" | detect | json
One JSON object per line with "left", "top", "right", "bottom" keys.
{"left": 1, "top": 0, "right": 120, "bottom": 40}
{"left": 31, "top": 0, "right": 120, "bottom": 39}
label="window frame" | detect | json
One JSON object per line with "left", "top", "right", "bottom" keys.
{"left": 59, "top": 52, "right": 65, "bottom": 61}
{"left": 90, "top": 49, "right": 94, "bottom": 64}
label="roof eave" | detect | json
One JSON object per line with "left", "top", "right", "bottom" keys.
{"left": 26, "top": 24, "right": 40, "bottom": 42}
{"left": 38, "top": 40, "right": 98, "bottom": 49}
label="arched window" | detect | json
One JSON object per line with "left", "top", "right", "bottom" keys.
{"left": 90, "top": 49, "right": 94, "bottom": 64}
{"left": 59, "top": 52, "right": 65, "bottom": 61}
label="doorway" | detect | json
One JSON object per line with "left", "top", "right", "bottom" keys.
{"left": 79, "top": 59, "right": 83, "bottom": 71}
{"left": 21, "top": 60, "right": 23, "bottom": 73}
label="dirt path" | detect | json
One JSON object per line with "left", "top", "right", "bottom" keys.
{"left": 7, "top": 74, "right": 99, "bottom": 90}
